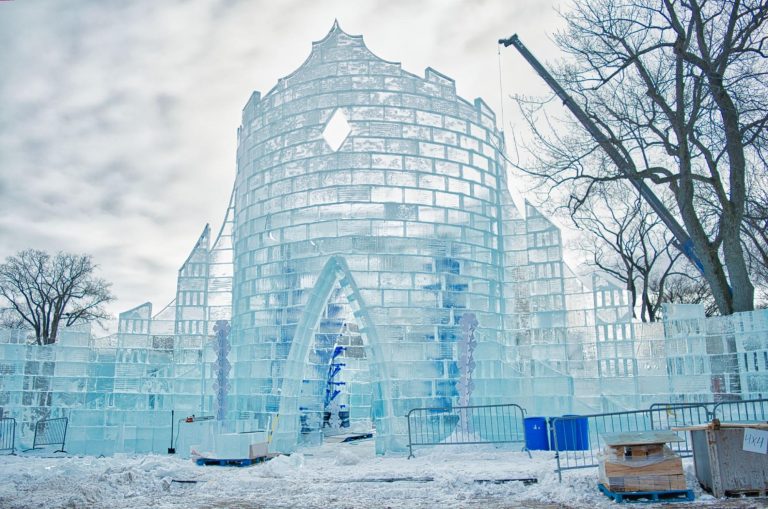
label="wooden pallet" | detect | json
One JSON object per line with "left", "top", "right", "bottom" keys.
{"left": 598, "top": 483, "right": 694, "bottom": 504}
{"left": 474, "top": 478, "right": 538, "bottom": 486}
{"left": 195, "top": 457, "right": 253, "bottom": 467}
{"left": 324, "top": 432, "right": 374, "bottom": 444}
{"left": 341, "top": 433, "right": 373, "bottom": 443}
{"left": 195, "top": 455, "right": 276, "bottom": 467}
{"left": 724, "top": 488, "right": 768, "bottom": 498}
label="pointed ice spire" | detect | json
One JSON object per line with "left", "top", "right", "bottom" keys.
{"left": 312, "top": 18, "right": 356, "bottom": 46}
{"left": 279, "top": 19, "right": 402, "bottom": 89}
{"left": 317, "top": 18, "right": 350, "bottom": 45}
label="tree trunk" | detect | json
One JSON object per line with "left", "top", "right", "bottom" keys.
{"left": 626, "top": 271, "right": 637, "bottom": 319}
{"left": 48, "top": 315, "right": 61, "bottom": 345}
{"left": 675, "top": 184, "right": 735, "bottom": 314}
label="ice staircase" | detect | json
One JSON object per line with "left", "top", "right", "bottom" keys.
{"left": 323, "top": 345, "right": 347, "bottom": 431}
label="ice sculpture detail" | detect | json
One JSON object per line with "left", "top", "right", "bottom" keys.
{"left": 457, "top": 313, "right": 478, "bottom": 405}
{"left": 268, "top": 255, "right": 393, "bottom": 453}
{"left": 213, "top": 320, "right": 231, "bottom": 421}
{"left": 457, "top": 313, "right": 478, "bottom": 433}
{"left": 324, "top": 346, "right": 346, "bottom": 431}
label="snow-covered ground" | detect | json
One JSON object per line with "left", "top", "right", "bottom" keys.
{"left": 0, "top": 441, "right": 764, "bottom": 509}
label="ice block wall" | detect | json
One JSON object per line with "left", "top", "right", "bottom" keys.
{"left": 1, "top": 306, "right": 767, "bottom": 455}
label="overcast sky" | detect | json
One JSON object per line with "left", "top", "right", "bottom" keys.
{"left": 0, "top": 0, "right": 565, "bottom": 325}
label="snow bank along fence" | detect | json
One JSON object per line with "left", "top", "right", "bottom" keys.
{"left": 553, "top": 398, "right": 768, "bottom": 481}
{"left": 0, "top": 417, "right": 16, "bottom": 454}
{"left": 406, "top": 403, "right": 527, "bottom": 458}
{"left": 26, "top": 417, "right": 68, "bottom": 453}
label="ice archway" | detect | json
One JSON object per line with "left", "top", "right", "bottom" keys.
{"left": 269, "top": 255, "right": 396, "bottom": 453}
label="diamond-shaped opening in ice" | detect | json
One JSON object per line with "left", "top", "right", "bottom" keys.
{"left": 322, "top": 109, "right": 351, "bottom": 152}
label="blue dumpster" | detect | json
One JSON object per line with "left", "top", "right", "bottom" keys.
{"left": 551, "top": 415, "right": 589, "bottom": 451}
{"left": 524, "top": 417, "right": 550, "bottom": 451}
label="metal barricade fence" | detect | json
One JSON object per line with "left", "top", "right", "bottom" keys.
{"left": 649, "top": 402, "right": 713, "bottom": 417}
{"left": 29, "top": 417, "right": 68, "bottom": 453}
{"left": 0, "top": 418, "right": 16, "bottom": 454}
{"left": 551, "top": 404, "right": 711, "bottom": 481}
{"left": 648, "top": 402, "right": 714, "bottom": 429}
{"left": 648, "top": 399, "right": 768, "bottom": 424}
{"left": 712, "top": 398, "right": 768, "bottom": 422}
{"left": 406, "top": 403, "right": 527, "bottom": 459}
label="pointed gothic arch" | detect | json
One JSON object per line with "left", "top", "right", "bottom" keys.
{"left": 269, "top": 255, "right": 394, "bottom": 453}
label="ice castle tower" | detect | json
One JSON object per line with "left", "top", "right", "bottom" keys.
{"left": 230, "top": 22, "right": 519, "bottom": 452}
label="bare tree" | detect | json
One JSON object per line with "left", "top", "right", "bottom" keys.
{"left": 0, "top": 250, "right": 114, "bottom": 344}
{"left": 0, "top": 308, "right": 26, "bottom": 329}
{"left": 573, "top": 184, "right": 682, "bottom": 321}
{"left": 572, "top": 186, "right": 642, "bottom": 316}
{"left": 652, "top": 271, "right": 718, "bottom": 317}
{"left": 743, "top": 185, "right": 768, "bottom": 302}
{"left": 514, "top": 0, "right": 768, "bottom": 315}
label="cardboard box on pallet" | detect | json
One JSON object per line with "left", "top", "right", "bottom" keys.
{"left": 599, "top": 445, "right": 686, "bottom": 493}
{"left": 619, "top": 443, "right": 664, "bottom": 458}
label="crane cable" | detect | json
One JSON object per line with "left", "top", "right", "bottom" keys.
{"left": 496, "top": 45, "right": 507, "bottom": 139}
{"left": 490, "top": 46, "right": 520, "bottom": 173}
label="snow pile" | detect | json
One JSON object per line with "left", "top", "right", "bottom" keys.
{"left": 262, "top": 452, "right": 305, "bottom": 477}
{"left": 334, "top": 447, "right": 361, "bottom": 466}
{"left": 0, "top": 441, "right": 758, "bottom": 508}
{"left": 0, "top": 454, "right": 202, "bottom": 509}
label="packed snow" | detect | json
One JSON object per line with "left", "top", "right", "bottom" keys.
{"left": 0, "top": 441, "right": 763, "bottom": 508}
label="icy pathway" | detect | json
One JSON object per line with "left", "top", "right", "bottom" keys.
{"left": 0, "top": 442, "right": 763, "bottom": 508}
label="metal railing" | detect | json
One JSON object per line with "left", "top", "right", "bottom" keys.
{"left": 647, "top": 402, "right": 713, "bottom": 433}
{"left": 406, "top": 403, "right": 527, "bottom": 459}
{"left": 0, "top": 418, "right": 16, "bottom": 454}
{"left": 552, "top": 399, "right": 768, "bottom": 481}
{"left": 649, "top": 401, "right": 712, "bottom": 416}
{"left": 551, "top": 404, "right": 711, "bottom": 481}
{"left": 713, "top": 398, "right": 768, "bottom": 422}
{"left": 26, "top": 417, "right": 68, "bottom": 453}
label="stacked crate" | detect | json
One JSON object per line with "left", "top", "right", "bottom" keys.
{"left": 599, "top": 432, "right": 686, "bottom": 493}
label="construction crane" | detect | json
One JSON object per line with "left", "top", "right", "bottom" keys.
{"left": 498, "top": 34, "right": 707, "bottom": 276}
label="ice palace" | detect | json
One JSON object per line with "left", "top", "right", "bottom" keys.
{"left": 1, "top": 23, "right": 767, "bottom": 457}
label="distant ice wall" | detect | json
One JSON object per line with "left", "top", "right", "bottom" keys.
{"left": 2, "top": 306, "right": 766, "bottom": 455}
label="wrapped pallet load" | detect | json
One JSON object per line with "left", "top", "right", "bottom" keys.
{"left": 599, "top": 432, "right": 686, "bottom": 493}
{"left": 599, "top": 444, "right": 685, "bottom": 492}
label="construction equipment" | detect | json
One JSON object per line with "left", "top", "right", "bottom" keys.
{"left": 499, "top": 34, "right": 707, "bottom": 277}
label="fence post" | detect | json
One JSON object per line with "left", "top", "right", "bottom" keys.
{"left": 406, "top": 409, "right": 414, "bottom": 459}
{"left": 550, "top": 417, "right": 562, "bottom": 483}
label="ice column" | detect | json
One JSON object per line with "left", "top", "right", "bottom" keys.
{"left": 457, "top": 312, "right": 478, "bottom": 433}
{"left": 213, "top": 320, "right": 231, "bottom": 420}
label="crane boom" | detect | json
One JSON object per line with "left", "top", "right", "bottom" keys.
{"left": 499, "top": 34, "right": 706, "bottom": 276}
